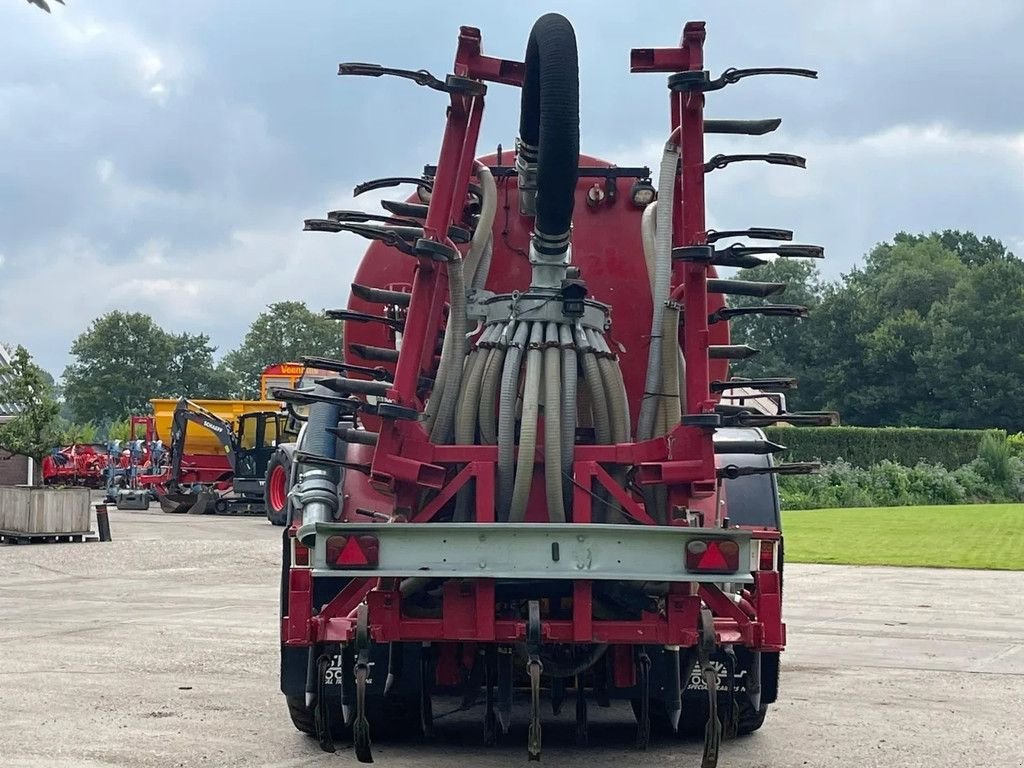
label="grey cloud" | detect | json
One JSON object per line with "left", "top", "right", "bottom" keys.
{"left": 2, "top": 0, "right": 1023, "bottom": 374}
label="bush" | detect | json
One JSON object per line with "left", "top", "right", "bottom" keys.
{"left": 778, "top": 455, "right": 1024, "bottom": 510}
{"left": 765, "top": 426, "right": 1005, "bottom": 469}
{"left": 977, "top": 432, "right": 1014, "bottom": 485}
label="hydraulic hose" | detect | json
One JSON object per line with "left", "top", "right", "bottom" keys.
{"left": 455, "top": 323, "right": 498, "bottom": 445}
{"left": 497, "top": 321, "right": 530, "bottom": 520}
{"left": 641, "top": 201, "right": 658, "bottom": 298}
{"left": 429, "top": 256, "right": 468, "bottom": 444}
{"left": 559, "top": 323, "right": 577, "bottom": 516}
{"left": 509, "top": 322, "right": 544, "bottom": 523}
{"left": 479, "top": 321, "right": 512, "bottom": 444}
{"left": 637, "top": 141, "right": 680, "bottom": 441}
{"left": 519, "top": 13, "right": 580, "bottom": 259}
{"left": 577, "top": 324, "right": 610, "bottom": 446}
{"left": 590, "top": 328, "right": 628, "bottom": 444}
{"left": 543, "top": 322, "right": 565, "bottom": 522}
{"left": 659, "top": 304, "right": 682, "bottom": 435}
{"left": 464, "top": 163, "right": 498, "bottom": 290}
{"left": 472, "top": 235, "right": 494, "bottom": 292}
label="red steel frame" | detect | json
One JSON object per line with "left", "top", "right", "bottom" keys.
{"left": 284, "top": 22, "right": 784, "bottom": 660}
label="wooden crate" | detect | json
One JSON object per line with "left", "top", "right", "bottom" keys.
{"left": 0, "top": 486, "right": 91, "bottom": 534}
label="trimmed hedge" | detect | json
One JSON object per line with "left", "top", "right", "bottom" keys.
{"left": 763, "top": 426, "right": 1005, "bottom": 469}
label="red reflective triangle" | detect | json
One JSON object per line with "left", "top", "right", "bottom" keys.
{"left": 699, "top": 541, "right": 729, "bottom": 571}
{"left": 338, "top": 536, "right": 369, "bottom": 565}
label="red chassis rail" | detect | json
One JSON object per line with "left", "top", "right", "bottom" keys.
{"left": 283, "top": 22, "right": 784, "bottom": 660}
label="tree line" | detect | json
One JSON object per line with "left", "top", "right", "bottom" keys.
{"left": 5, "top": 229, "right": 1022, "bottom": 446}
{"left": 729, "top": 230, "right": 1024, "bottom": 431}
{"left": 2, "top": 301, "right": 342, "bottom": 437}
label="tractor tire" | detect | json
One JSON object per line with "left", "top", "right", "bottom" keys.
{"left": 265, "top": 449, "right": 293, "bottom": 527}
{"left": 736, "top": 698, "right": 769, "bottom": 735}
{"left": 286, "top": 695, "right": 316, "bottom": 735}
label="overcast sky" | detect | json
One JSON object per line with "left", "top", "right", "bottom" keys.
{"left": 2, "top": 1, "right": 1023, "bottom": 375}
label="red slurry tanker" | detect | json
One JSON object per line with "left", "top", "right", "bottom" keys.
{"left": 274, "top": 14, "right": 832, "bottom": 764}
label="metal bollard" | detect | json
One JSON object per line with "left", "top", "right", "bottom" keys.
{"left": 95, "top": 503, "right": 112, "bottom": 542}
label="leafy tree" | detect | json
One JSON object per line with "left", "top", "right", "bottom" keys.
{"left": 0, "top": 346, "right": 61, "bottom": 483}
{"left": 892, "top": 230, "right": 1013, "bottom": 269}
{"left": 63, "top": 311, "right": 230, "bottom": 423}
{"left": 222, "top": 302, "right": 342, "bottom": 397}
{"left": 915, "top": 258, "right": 1024, "bottom": 431}
{"left": 794, "top": 235, "right": 969, "bottom": 425}
{"left": 57, "top": 420, "right": 100, "bottom": 445}
{"left": 107, "top": 419, "right": 132, "bottom": 442}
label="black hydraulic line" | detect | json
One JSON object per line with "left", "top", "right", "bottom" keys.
{"left": 314, "top": 376, "right": 392, "bottom": 398}
{"left": 716, "top": 409, "right": 840, "bottom": 428}
{"left": 351, "top": 175, "right": 433, "bottom": 198}
{"left": 328, "top": 210, "right": 420, "bottom": 227}
{"left": 326, "top": 309, "right": 404, "bottom": 332}
{"left": 669, "top": 66, "right": 818, "bottom": 93}
{"left": 300, "top": 355, "right": 392, "bottom": 381}
{"left": 704, "top": 153, "right": 806, "bottom": 173}
{"left": 704, "top": 118, "right": 781, "bottom": 135}
{"left": 723, "top": 244, "right": 824, "bottom": 259}
{"left": 709, "top": 305, "right": 809, "bottom": 323}
{"left": 348, "top": 344, "right": 400, "bottom": 363}
{"left": 714, "top": 439, "right": 788, "bottom": 455}
{"left": 707, "top": 278, "right": 787, "bottom": 298}
{"left": 710, "top": 377, "right": 797, "bottom": 392}
{"left": 381, "top": 199, "right": 429, "bottom": 219}
{"left": 708, "top": 345, "right": 759, "bottom": 360}
{"left": 718, "top": 461, "right": 820, "bottom": 479}
{"left": 705, "top": 227, "right": 793, "bottom": 243}
{"left": 327, "top": 426, "right": 379, "bottom": 446}
{"left": 350, "top": 283, "right": 412, "bottom": 307}
{"left": 519, "top": 13, "right": 580, "bottom": 253}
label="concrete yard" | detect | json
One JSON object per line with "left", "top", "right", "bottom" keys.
{"left": 1, "top": 509, "right": 1022, "bottom": 768}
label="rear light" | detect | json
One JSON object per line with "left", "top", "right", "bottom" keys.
{"left": 758, "top": 540, "right": 777, "bottom": 571}
{"left": 293, "top": 543, "right": 310, "bottom": 567}
{"left": 685, "top": 538, "right": 740, "bottom": 573}
{"left": 326, "top": 535, "right": 380, "bottom": 568}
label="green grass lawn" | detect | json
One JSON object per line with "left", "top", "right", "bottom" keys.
{"left": 782, "top": 503, "right": 1024, "bottom": 570}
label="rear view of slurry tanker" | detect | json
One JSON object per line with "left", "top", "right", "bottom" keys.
{"left": 277, "top": 14, "right": 832, "bottom": 764}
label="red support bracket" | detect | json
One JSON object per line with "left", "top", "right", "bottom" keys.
{"left": 412, "top": 462, "right": 476, "bottom": 522}
{"left": 457, "top": 26, "right": 526, "bottom": 86}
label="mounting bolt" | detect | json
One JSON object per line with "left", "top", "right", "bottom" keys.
{"left": 479, "top": 561, "right": 487, "bottom": 569}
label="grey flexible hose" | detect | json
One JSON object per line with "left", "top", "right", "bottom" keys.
{"left": 472, "top": 236, "right": 494, "bottom": 292}
{"left": 455, "top": 323, "right": 498, "bottom": 444}
{"left": 641, "top": 200, "right": 658, "bottom": 297}
{"left": 543, "top": 322, "right": 565, "bottom": 522}
{"left": 479, "top": 321, "right": 512, "bottom": 444}
{"left": 497, "top": 321, "right": 529, "bottom": 520}
{"left": 590, "top": 328, "right": 627, "bottom": 444}
{"left": 660, "top": 304, "right": 682, "bottom": 435}
{"left": 638, "top": 142, "right": 680, "bottom": 441}
{"left": 464, "top": 164, "right": 498, "bottom": 289}
{"left": 558, "top": 323, "right": 577, "bottom": 516}
{"left": 509, "top": 322, "right": 544, "bottom": 523}
{"left": 430, "top": 257, "right": 468, "bottom": 444}
{"left": 577, "top": 324, "right": 610, "bottom": 445}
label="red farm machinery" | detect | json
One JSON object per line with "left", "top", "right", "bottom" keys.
{"left": 275, "top": 15, "right": 833, "bottom": 764}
